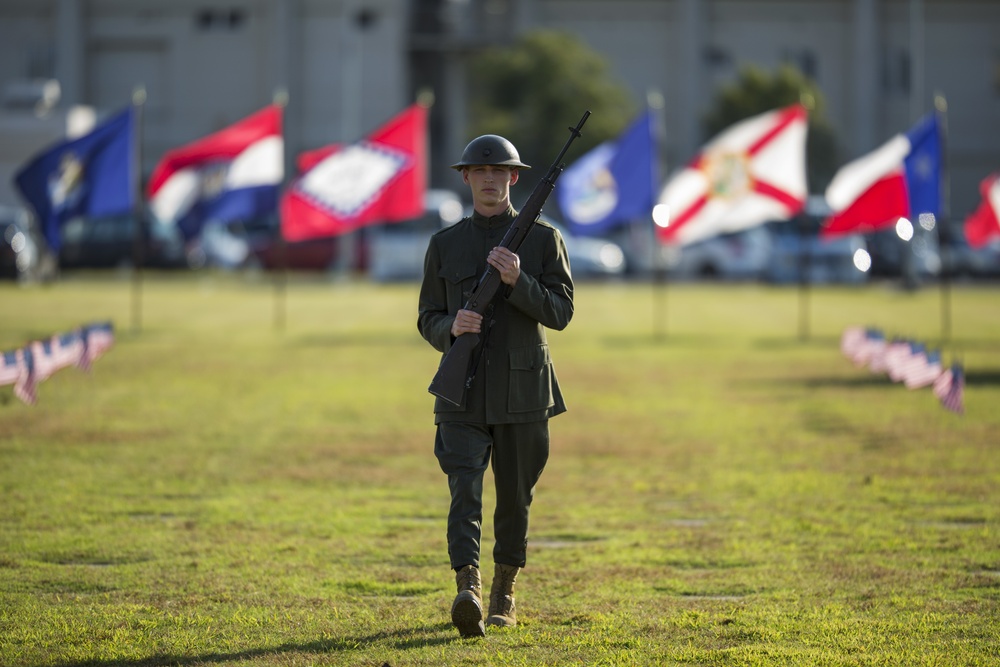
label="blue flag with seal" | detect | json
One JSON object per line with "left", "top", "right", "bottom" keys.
{"left": 14, "top": 106, "right": 134, "bottom": 250}
{"left": 556, "top": 110, "right": 657, "bottom": 236}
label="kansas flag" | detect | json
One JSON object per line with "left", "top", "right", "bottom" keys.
{"left": 557, "top": 111, "right": 657, "bottom": 236}
{"left": 14, "top": 107, "right": 135, "bottom": 250}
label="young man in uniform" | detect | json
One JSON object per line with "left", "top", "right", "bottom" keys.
{"left": 417, "top": 135, "right": 574, "bottom": 637}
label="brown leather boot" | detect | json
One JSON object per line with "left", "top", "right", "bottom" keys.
{"left": 451, "top": 565, "right": 485, "bottom": 638}
{"left": 486, "top": 563, "right": 519, "bottom": 628}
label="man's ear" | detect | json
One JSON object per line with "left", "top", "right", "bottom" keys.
{"left": 462, "top": 168, "right": 471, "bottom": 185}
{"left": 510, "top": 169, "right": 519, "bottom": 185}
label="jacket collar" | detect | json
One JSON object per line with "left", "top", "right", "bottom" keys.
{"left": 471, "top": 205, "right": 517, "bottom": 231}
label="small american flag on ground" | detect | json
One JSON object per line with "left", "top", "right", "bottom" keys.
{"left": 883, "top": 339, "right": 918, "bottom": 381}
{"left": 0, "top": 350, "right": 20, "bottom": 387}
{"left": 903, "top": 348, "right": 944, "bottom": 389}
{"left": 13, "top": 347, "right": 37, "bottom": 405}
{"left": 867, "top": 335, "right": 895, "bottom": 375}
{"left": 82, "top": 322, "right": 115, "bottom": 367}
{"left": 850, "top": 328, "right": 886, "bottom": 369}
{"left": 840, "top": 326, "right": 867, "bottom": 360}
{"left": 2, "top": 322, "right": 115, "bottom": 405}
{"left": 933, "top": 363, "right": 965, "bottom": 415}
{"left": 28, "top": 339, "right": 60, "bottom": 384}
{"left": 50, "top": 331, "right": 84, "bottom": 372}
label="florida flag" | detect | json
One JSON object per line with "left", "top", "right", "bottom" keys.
{"left": 655, "top": 105, "right": 808, "bottom": 246}
{"left": 281, "top": 103, "right": 427, "bottom": 241}
{"left": 964, "top": 173, "right": 1000, "bottom": 248}
{"left": 557, "top": 110, "right": 657, "bottom": 236}
{"left": 147, "top": 105, "right": 283, "bottom": 240}
{"left": 822, "top": 113, "right": 941, "bottom": 238}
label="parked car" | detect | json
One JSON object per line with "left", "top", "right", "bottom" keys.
{"left": 58, "top": 213, "right": 188, "bottom": 269}
{"left": 865, "top": 222, "right": 941, "bottom": 278}
{"left": 247, "top": 231, "right": 340, "bottom": 271}
{"left": 368, "top": 189, "right": 464, "bottom": 282}
{"left": 939, "top": 235, "right": 1000, "bottom": 279}
{"left": 367, "top": 192, "right": 626, "bottom": 282}
{"left": 763, "top": 198, "right": 871, "bottom": 285}
{"left": 548, "top": 220, "right": 626, "bottom": 279}
{"left": 0, "top": 205, "right": 52, "bottom": 282}
{"left": 185, "top": 215, "right": 342, "bottom": 271}
{"left": 665, "top": 226, "right": 773, "bottom": 280}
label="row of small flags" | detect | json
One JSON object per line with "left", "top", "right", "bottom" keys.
{"left": 840, "top": 326, "right": 964, "bottom": 415}
{"left": 0, "top": 322, "right": 114, "bottom": 406}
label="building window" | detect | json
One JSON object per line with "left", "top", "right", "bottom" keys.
{"left": 782, "top": 49, "right": 817, "bottom": 80}
{"left": 195, "top": 8, "right": 246, "bottom": 31}
{"left": 880, "top": 47, "right": 910, "bottom": 95}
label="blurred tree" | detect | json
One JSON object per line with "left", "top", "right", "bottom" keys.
{"left": 466, "top": 30, "right": 636, "bottom": 195}
{"left": 703, "top": 64, "right": 839, "bottom": 193}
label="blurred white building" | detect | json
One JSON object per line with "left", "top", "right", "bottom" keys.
{"left": 0, "top": 0, "right": 997, "bottom": 219}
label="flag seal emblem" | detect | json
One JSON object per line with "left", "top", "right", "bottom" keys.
{"left": 48, "top": 152, "right": 85, "bottom": 212}
{"left": 705, "top": 151, "right": 753, "bottom": 200}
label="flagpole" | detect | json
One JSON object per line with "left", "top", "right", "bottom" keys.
{"left": 935, "top": 93, "right": 951, "bottom": 343}
{"left": 273, "top": 88, "right": 289, "bottom": 333}
{"left": 797, "top": 211, "right": 811, "bottom": 341}
{"left": 130, "top": 85, "right": 146, "bottom": 336}
{"left": 797, "top": 92, "right": 815, "bottom": 342}
{"left": 648, "top": 89, "right": 667, "bottom": 342}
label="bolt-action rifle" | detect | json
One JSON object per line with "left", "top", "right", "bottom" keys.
{"left": 428, "top": 110, "right": 591, "bottom": 407}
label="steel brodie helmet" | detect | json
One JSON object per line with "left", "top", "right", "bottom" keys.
{"left": 450, "top": 134, "right": 531, "bottom": 171}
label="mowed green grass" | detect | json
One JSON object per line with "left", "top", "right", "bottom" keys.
{"left": 1, "top": 273, "right": 998, "bottom": 666}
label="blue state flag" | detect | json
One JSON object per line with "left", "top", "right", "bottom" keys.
{"left": 14, "top": 107, "right": 134, "bottom": 250}
{"left": 557, "top": 110, "right": 657, "bottom": 236}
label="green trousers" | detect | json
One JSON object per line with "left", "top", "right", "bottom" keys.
{"left": 435, "top": 420, "right": 550, "bottom": 570}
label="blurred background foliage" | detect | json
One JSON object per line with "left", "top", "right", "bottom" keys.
{"left": 468, "top": 32, "right": 840, "bottom": 196}
{"left": 466, "top": 30, "right": 636, "bottom": 192}
{"left": 703, "top": 64, "right": 840, "bottom": 192}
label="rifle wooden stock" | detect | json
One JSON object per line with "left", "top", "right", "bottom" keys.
{"left": 428, "top": 111, "right": 590, "bottom": 406}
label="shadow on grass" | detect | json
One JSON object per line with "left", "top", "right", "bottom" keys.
{"left": 789, "top": 369, "right": 1000, "bottom": 388}
{"left": 50, "top": 623, "right": 456, "bottom": 667}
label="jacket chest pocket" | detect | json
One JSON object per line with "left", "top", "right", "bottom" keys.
{"left": 508, "top": 344, "right": 555, "bottom": 413}
{"left": 439, "top": 263, "right": 479, "bottom": 311}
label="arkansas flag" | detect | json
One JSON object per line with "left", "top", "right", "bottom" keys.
{"left": 822, "top": 113, "right": 941, "bottom": 238}
{"left": 964, "top": 173, "right": 1000, "bottom": 248}
{"left": 281, "top": 103, "right": 427, "bottom": 241}
{"left": 147, "top": 105, "right": 283, "bottom": 240}
{"left": 557, "top": 110, "right": 657, "bottom": 236}
{"left": 655, "top": 105, "right": 807, "bottom": 246}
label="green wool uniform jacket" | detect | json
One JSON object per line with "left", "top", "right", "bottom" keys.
{"left": 418, "top": 205, "right": 574, "bottom": 425}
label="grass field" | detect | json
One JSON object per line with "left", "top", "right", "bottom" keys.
{"left": 1, "top": 272, "right": 998, "bottom": 666}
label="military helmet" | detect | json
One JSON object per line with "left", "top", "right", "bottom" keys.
{"left": 451, "top": 134, "right": 531, "bottom": 170}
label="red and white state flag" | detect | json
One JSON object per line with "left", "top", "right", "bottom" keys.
{"left": 281, "top": 103, "right": 428, "bottom": 241}
{"left": 964, "top": 173, "right": 1000, "bottom": 249}
{"left": 655, "top": 105, "right": 808, "bottom": 246}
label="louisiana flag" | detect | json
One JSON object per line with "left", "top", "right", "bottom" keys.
{"left": 822, "top": 113, "right": 942, "bottom": 238}
{"left": 147, "top": 105, "right": 283, "bottom": 240}
{"left": 280, "top": 103, "right": 427, "bottom": 241}
{"left": 655, "top": 105, "right": 808, "bottom": 246}
{"left": 557, "top": 110, "right": 657, "bottom": 236}
{"left": 14, "top": 107, "right": 135, "bottom": 250}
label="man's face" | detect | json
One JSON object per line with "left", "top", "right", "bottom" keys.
{"left": 463, "top": 165, "right": 518, "bottom": 208}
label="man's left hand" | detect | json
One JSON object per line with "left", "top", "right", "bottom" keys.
{"left": 488, "top": 247, "right": 520, "bottom": 286}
